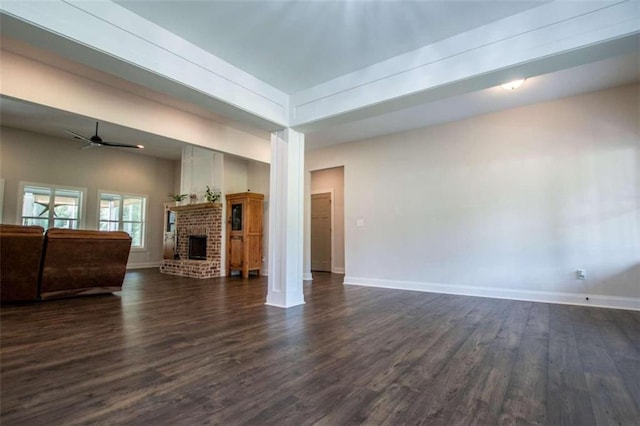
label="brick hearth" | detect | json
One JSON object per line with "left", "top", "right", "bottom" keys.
{"left": 160, "top": 203, "right": 222, "bottom": 279}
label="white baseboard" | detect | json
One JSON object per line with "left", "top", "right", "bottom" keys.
{"left": 332, "top": 267, "right": 345, "bottom": 274}
{"left": 343, "top": 276, "right": 640, "bottom": 311}
{"left": 127, "top": 262, "right": 161, "bottom": 270}
{"left": 303, "top": 272, "right": 313, "bottom": 281}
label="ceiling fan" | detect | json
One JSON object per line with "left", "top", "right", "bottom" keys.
{"left": 65, "top": 122, "right": 144, "bottom": 149}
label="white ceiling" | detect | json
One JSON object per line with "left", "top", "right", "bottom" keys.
{"left": 114, "top": 0, "right": 547, "bottom": 94}
{"left": 0, "top": 1, "right": 638, "bottom": 159}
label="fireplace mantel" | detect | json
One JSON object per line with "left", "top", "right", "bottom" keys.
{"left": 169, "top": 202, "right": 222, "bottom": 212}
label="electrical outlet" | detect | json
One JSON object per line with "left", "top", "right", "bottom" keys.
{"left": 576, "top": 269, "right": 587, "bottom": 280}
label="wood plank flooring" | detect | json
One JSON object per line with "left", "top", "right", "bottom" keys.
{"left": 1, "top": 269, "right": 639, "bottom": 425}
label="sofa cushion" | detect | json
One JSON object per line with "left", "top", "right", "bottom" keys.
{"left": 40, "top": 229, "right": 132, "bottom": 300}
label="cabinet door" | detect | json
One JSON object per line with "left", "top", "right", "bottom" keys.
{"left": 230, "top": 202, "right": 243, "bottom": 232}
{"left": 229, "top": 235, "right": 243, "bottom": 268}
{"left": 247, "top": 198, "right": 262, "bottom": 234}
{"left": 246, "top": 235, "right": 261, "bottom": 269}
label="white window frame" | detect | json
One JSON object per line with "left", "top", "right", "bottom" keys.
{"left": 98, "top": 190, "right": 148, "bottom": 251}
{"left": 18, "top": 181, "right": 87, "bottom": 229}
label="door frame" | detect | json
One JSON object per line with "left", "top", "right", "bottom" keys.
{"left": 311, "top": 188, "right": 334, "bottom": 273}
{"left": 0, "top": 178, "right": 4, "bottom": 223}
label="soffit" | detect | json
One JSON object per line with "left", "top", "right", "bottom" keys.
{"left": 114, "top": 0, "right": 547, "bottom": 94}
{"left": 305, "top": 52, "right": 640, "bottom": 149}
{"left": 0, "top": 96, "right": 187, "bottom": 160}
{"left": 3, "top": 1, "right": 639, "bottom": 156}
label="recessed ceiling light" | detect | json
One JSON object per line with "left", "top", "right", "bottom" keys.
{"left": 501, "top": 79, "right": 526, "bottom": 90}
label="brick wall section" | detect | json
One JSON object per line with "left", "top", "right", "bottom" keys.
{"left": 160, "top": 259, "right": 220, "bottom": 279}
{"left": 160, "top": 203, "right": 222, "bottom": 279}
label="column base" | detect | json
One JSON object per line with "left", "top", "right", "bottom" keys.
{"left": 265, "top": 293, "right": 305, "bottom": 308}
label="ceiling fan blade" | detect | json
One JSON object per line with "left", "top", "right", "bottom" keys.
{"left": 64, "top": 129, "right": 91, "bottom": 142}
{"left": 100, "top": 140, "right": 144, "bottom": 149}
{"left": 80, "top": 144, "right": 96, "bottom": 150}
{"left": 67, "top": 122, "right": 143, "bottom": 150}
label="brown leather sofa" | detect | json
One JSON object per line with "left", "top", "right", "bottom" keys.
{"left": 1, "top": 226, "right": 132, "bottom": 302}
{"left": 39, "top": 229, "right": 132, "bottom": 300}
{"left": 0, "top": 224, "right": 45, "bottom": 302}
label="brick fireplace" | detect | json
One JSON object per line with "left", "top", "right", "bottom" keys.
{"left": 160, "top": 203, "right": 222, "bottom": 279}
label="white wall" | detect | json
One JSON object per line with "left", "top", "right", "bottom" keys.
{"left": 223, "top": 156, "right": 249, "bottom": 194}
{"left": 0, "top": 126, "right": 176, "bottom": 268}
{"left": 180, "top": 145, "right": 217, "bottom": 199}
{"left": 306, "top": 84, "right": 640, "bottom": 310}
{"left": 311, "top": 167, "right": 345, "bottom": 273}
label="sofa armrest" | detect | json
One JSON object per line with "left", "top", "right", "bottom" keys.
{"left": 0, "top": 225, "right": 45, "bottom": 302}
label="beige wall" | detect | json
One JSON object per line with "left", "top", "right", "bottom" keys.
{"left": 311, "top": 167, "right": 345, "bottom": 273}
{"left": 0, "top": 126, "right": 176, "bottom": 267}
{"left": 0, "top": 46, "right": 272, "bottom": 163}
{"left": 306, "top": 84, "right": 640, "bottom": 309}
{"left": 247, "top": 161, "right": 270, "bottom": 275}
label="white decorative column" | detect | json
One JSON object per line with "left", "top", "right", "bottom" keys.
{"left": 266, "top": 128, "right": 305, "bottom": 308}
{"left": 303, "top": 171, "right": 313, "bottom": 280}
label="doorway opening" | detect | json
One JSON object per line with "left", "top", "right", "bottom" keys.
{"left": 310, "top": 166, "right": 345, "bottom": 274}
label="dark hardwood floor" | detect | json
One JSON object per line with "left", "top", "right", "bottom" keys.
{"left": 1, "top": 269, "right": 639, "bottom": 425}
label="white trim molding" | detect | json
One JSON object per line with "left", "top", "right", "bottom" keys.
{"left": 332, "top": 267, "right": 345, "bottom": 274}
{"left": 344, "top": 276, "right": 640, "bottom": 311}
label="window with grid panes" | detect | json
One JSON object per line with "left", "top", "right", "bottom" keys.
{"left": 99, "top": 192, "right": 146, "bottom": 248}
{"left": 21, "top": 185, "right": 83, "bottom": 229}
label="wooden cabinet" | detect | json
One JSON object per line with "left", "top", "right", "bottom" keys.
{"left": 226, "top": 192, "right": 264, "bottom": 278}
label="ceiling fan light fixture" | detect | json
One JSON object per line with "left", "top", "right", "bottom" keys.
{"left": 501, "top": 78, "right": 526, "bottom": 90}
{"left": 136, "top": 144, "right": 144, "bottom": 149}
